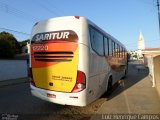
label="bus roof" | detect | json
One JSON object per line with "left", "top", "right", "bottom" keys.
{"left": 33, "top": 16, "right": 127, "bottom": 51}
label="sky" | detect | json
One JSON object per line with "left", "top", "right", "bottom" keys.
{"left": 0, "top": 0, "right": 159, "bottom": 51}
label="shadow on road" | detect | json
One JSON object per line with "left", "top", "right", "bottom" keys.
{"left": 105, "top": 61, "right": 149, "bottom": 100}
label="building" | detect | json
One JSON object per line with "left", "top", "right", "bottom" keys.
{"left": 15, "top": 41, "right": 30, "bottom": 61}
{"left": 142, "top": 48, "right": 160, "bottom": 96}
{"left": 22, "top": 42, "right": 30, "bottom": 54}
{"left": 138, "top": 32, "right": 145, "bottom": 50}
{"left": 129, "top": 32, "right": 145, "bottom": 60}
{"left": 137, "top": 32, "right": 145, "bottom": 59}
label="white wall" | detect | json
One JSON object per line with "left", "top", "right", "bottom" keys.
{"left": 147, "top": 57, "right": 153, "bottom": 77}
{"left": 0, "top": 60, "right": 28, "bottom": 81}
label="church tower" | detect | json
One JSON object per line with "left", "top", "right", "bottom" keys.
{"left": 137, "top": 32, "right": 145, "bottom": 59}
{"left": 138, "top": 32, "right": 145, "bottom": 50}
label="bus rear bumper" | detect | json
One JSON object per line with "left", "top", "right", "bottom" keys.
{"left": 30, "top": 85, "right": 87, "bottom": 106}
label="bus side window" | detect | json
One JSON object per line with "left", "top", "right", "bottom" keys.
{"left": 104, "top": 37, "right": 108, "bottom": 56}
{"left": 117, "top": 44, "right": 119, "bottom": 57}
{"left": 123, "top": 48, "right": 125, "bottom": 58}
{"left": 108, "top": 39, "right": 112, "bottom": 56}
{"left": 112, "top": 41, "right": 115, "bottom": 56}
{"left": 90, "top": 27, "right": 104, "bottom": 56}
{"left": 120, "top": 46, "right": 122, "bottom": 58}
{"left": 121, "top": 47, "right": 123, "bottom": 58}
{"left": 115, "top": 43, "right": 118, "bottom": 57}
{"left": 89, "top": 27, "right": 94, "bottom": 44}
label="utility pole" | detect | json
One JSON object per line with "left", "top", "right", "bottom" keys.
{"left": 157, "top": 0, "right": 160, "bottom": 36}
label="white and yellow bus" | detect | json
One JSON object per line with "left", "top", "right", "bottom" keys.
{"left": 29, "top": 16, "right": 128, "bottom": 106}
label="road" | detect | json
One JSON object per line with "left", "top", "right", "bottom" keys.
{"left": 0, "top": 79, "right": 106, "bottom": 120}
{"left": 0, "top": 61, "right": 160, "bottom": 120}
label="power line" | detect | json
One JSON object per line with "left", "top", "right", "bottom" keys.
{"left": 156, "top": 0, "right": 160, "bottom": 37}
{"left": 34, "top": 0, "right": 60, "bottom": 16}
{"left": 47, "top": 0, "right": 66, "bottom": 15}
{"left": 0, "top": 27, "right": 30, "bottom": 36}
{"left": 0, "top": 1, "right": 40, "bottom": 22}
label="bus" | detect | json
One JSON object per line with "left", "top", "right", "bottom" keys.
{"left": 29, "top": 16, "right": 128, "bottom": 106}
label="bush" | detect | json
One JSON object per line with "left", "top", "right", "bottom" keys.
{"left": 0, "top": 40, "right": 15, "bottom": 58}
{"left": 0, "top": 31, "right": 21, "bottom": 58}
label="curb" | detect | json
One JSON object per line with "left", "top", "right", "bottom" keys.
{"left": 0, "top": 77, "right": 29, "bottom": 87}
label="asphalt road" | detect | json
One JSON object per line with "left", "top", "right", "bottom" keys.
{"left": 0, "top": 78, "right": 106, "bottom": 120}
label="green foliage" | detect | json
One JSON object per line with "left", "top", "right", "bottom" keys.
{"left": 0, "top": 31, "right": 21, "bottom": 59}
{"left": 0, "top": 40, "right": 14, "bottom": 58}
{"left": 19, "top": 39, "right": 29, "bottom": 47}
{"left": 133, "top": 54, "right": 138, "bottom": 58}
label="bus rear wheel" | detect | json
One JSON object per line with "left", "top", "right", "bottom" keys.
{"left": 106, "top": 77, "right": 112, "bottom": 96}
{"left": 122, "top": 69, "right": 127, "bottom": 79}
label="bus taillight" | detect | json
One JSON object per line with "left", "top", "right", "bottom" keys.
{"left": 72, "top": 70, "right": 86, "bottom": 93}
{"left": 74, "top": 16, "right": 80, "bottom": 19}
{"left": 29, "top": 68, "right": 36, "bottom": 86}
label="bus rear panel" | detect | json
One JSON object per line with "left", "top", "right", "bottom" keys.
{"left": 30, "top": 16, "right": 89, "bottom": 106}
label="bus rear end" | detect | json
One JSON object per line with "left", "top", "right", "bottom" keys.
{"left": 29, "top": 16, "right": 88, "bottom": 106}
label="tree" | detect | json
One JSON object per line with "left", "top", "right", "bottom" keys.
{"left": 19, "top": 39, "right": 29, "bottom": 48}
{"left": 133, "top": 54, "right": 138, "bottom": 59}
{"left": 0, "top": 31, "right": 20, "bottom": 58}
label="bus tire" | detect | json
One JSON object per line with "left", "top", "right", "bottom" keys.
{"left": 106, "top": 76, "right": 112, "bottom": 96}
{"left": 122, "top": 69, "right": 127, "bottom": 79}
